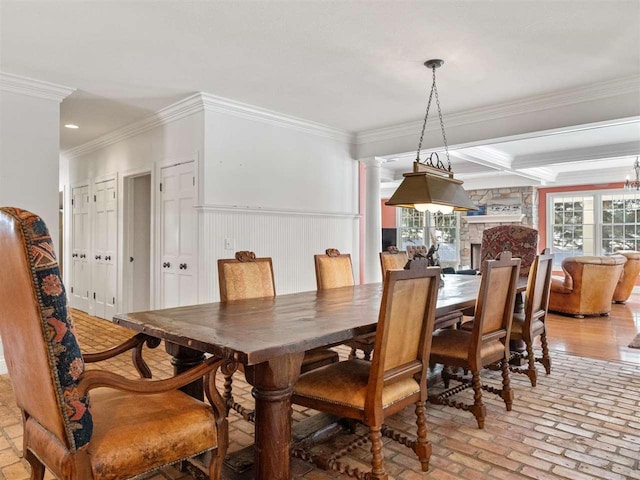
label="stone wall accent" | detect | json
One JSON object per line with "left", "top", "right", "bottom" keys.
{"left": 459, "top": 186, "right": 539, "bottom": 268}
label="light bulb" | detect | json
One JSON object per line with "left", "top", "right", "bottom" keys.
{"left": 414, "top": 203, "right": 454, "bottom": 214}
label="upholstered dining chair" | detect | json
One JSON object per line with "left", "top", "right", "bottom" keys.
{"left": 379, "top": 250, "right": 409, "bottom": 280}
{"left": 292, "top": 263, "right": 441, "bottom": 479}
{"left": 463, "top": 250, "right": 554, "bottom": 387}
{"left": 0, "top": 207, "right": 228, "bottom": 480}
{"left": 429, "top": 251, "right": 521, "bottom": 429}
{"left": 548, "top": 255, "right": 626, "bottom": 317}
{"left": 480, "top": 225, "right": 538, "bottom": 277}
{"left": 218, "top": 251, "right": 338, "bottom": 420}
{"left": 511, "top": 249, "right": 554, "bottom": 386}
{"left": 314, "top": 248, "right": 375, "bottom": 360}
{"left": 612, "top": 250, "right": 640, "bottom": 303}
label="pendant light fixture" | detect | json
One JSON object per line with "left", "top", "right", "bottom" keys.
{"left": 385, "top": 59, "right": 476, "bottom": 212}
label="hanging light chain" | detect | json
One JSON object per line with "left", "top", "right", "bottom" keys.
{"left": 432, "top": 67, "right": 451, "bottom": 172}
{"left": 415, "top": 73, "right": 436, "bottom": 163}
{"left": 415, "top": 62, "right": 451, "bottom": 172}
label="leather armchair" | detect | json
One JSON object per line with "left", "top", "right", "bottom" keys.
{"left": 0, "top": 207, "right": 227, "bottom": 480}
{"left": 549, "top": 255, "right": 626, "bottom": 317}
{"left": 612, "top": 250, "right": 640, "bottom": 303}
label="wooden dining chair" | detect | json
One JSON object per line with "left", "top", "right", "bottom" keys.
{"left": 292, "top": 263, "right": 441, "bottom": 479}
{"left": 379, "top": 250, "right": 409, "bottom": 280}
{"left": 218, "top": 251, "right": 338, "bottom": 420}
{"left": 314, "top": 248, "right": 375, "bottom": 360}
{"left": 429, "top": 251, "right": 521, "bottom": 428}
{"left": 509, "top": 249, "right": 554, "bottom": 386}
{"left": 0, "top": 207, "right": 228, "bottom": 480}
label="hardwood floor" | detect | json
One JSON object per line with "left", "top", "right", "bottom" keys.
{"left": 543, "top": 293, "right": 640, "bottom": 363}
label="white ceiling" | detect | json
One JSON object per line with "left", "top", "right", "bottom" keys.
{"left": 1, "top": 0, "right": 639, "bottom": 189}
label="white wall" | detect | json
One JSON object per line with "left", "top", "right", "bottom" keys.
{"left": 201, "top": 106, "right": 359, "bottom": 301}
{"left": 0, "top": 73, "right": 73, "bottom": 375}
{"left": 0, "top": 90, "right": 63, "bottom": 253}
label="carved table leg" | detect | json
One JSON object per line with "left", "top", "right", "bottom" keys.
{"left": 165, "top": 342, "right": 206, "bottom": 401}
{"left": 244, "top": 352, "right": 304, "bottom": 480}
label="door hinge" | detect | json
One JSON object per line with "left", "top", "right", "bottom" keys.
{"left": 94, "top": 195, "right": 97, "bottom": 202}
{"left": 112, "top": 297, "right": 115, "bottom": 304}
{"left": 159, "top": 182, "right": 163, "bottom": 192}
{"left": 193, "top": 176, "right": 195, "bottom": 186}
{"left": 70, "top": 286, "right": 74, "bottom": 293}
{"left": 93, "top": 292, "right": 96, "bottom": 300}
{"left": 113, "top": 192, "right": 116, "bottom": 199}
{"left": 71, "top": 199, "right": 74, "bottom": 206}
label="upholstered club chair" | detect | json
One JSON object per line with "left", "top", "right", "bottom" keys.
{"left": 315, "top": 248, "right": 375, "bottom": 360}
{"left": 480, "top": 225, "right": 538, "bottom": 277}
{"left": 612, "top": 250, "right": 640, "bottom": 303}
{"left": 548, "top": 255, "right": 626, "bottom": 318}
{"left": 379, "top": 250, "right": 409, "bottom": 280}
{"left": 0, "top": 207, "right": 228, "bottom": 480}
{"left": 429, "top": 251, "right": 521, "bottom": 429}
{"left": 292, "top": 264, "right": 441, "bottom": 479}
{"left": 218, "top": 251, "right": 338, "bottom": 420}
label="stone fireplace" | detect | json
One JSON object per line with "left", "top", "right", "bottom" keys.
{"left": 459, "top": 186, "right": 538, "bottom": 269}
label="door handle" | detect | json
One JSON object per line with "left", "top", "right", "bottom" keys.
{"left": 130, "top": 257, "right": 134, "bottom": 263}
{"left": 105, "top": 255, "right": 111, "bottom": 261}
{"left": 72, "top": 253, "right": 78, "bottom": 258}
{"left": 163, "top": 262, "right": 171, "bottom": 268}
{"left": 95, "top": 255, "right": 102, "bottom": 260}
{"left": 80, "top": 254, "right": 86, "bottom": 259}
{"left": 179, "top": 263, "right": 188, "bottom": 270}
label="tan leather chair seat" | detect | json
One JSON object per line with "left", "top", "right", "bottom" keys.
{"left": 431, "top": 329, "right": 505, "bottom": 364}
{"left": 294, "top": 360, "right": 420, "bottom": 410}
{"left": 510, "top": 316, "right": 544, "bottom": 338}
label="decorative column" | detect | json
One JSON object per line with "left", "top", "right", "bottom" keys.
{"left": 360, "top": 157, "right": 383, "bottom": 284}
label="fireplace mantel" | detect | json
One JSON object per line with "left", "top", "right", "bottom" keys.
{"left": 463, "top": 214, "right": 525, "bottom": 224}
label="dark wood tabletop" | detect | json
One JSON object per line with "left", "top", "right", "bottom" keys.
{"left": 113, "top": 274, "right": 484, "bottom": 367}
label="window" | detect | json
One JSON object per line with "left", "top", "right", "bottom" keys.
{"left": 548, "top": 189, "right": 640, "bottom": 265}
{"left": 398, "top": 208, "right": 460, "bottom": 266}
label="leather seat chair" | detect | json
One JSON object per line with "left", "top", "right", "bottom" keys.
{"left": 0, "top": 207, "right": 228, "bottom": 480}
{"left": 292, "top": 264, "right": 441, "bottom": 479}
{"left": 218, "top": 251, "right": 338, "bottom": 420}
{"left": 480, "top": 225, "right": 538, "bottom": 277}
{"left": 549, "top": 255, "right": 626, "bottom": 317}
{"left": 612, "top": 250, "right": 640, "bottom": 303}
{"left": 379, "top": 249, "right": 409, "bottom": 280}
{"left": 314, "top": 248, "right": 375, "bottom": 360}
{"left": 429, "top": 251, "right": 521, "bottom": 429}
{"left": 463, "top": 250, "right": 554, "bottom": 387}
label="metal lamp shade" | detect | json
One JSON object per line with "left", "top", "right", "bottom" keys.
{"left": 385, "top": 170, "right": 477, "bottom": 211}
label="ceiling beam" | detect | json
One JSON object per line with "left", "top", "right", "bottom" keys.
{"left": 512, "top": 141, "right": 640, "bottom": 168}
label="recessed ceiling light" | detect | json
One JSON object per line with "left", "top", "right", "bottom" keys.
{"left": 64, "top": 124, "right": 79, "bottom": 129}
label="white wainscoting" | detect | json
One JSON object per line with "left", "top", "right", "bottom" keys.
{"left": 199, "top": 205, "right": 360, "bottom": 303}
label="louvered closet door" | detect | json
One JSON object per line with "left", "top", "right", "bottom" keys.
{"left": 71, "top": 185, "right": 90, "bottom": 312}
{"left": 160, "top": 162, "right": 197, "bottom": 308}
{"left": 93, "top": 178, "right": 117, "bottom": 319}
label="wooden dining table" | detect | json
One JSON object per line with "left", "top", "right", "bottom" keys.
{"left": 113, "top": 274, "right": 514, "bottom": 480}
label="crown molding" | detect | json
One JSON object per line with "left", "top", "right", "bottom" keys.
{"left": 356, "top": 75, "right": 640, "bottom": 145}
{"left": 513, "top": 141, "right": 640, "bottom": 168}
{"left": 200, "top": 93, "right": 354, "bottom": 143}
{"left": 0, "top": 72, "right": 75, "bottom": 102}
{"left": 63, "top": 93, "right": 204, "bottom": 158}
{"left": 64, "top": 91, "right": 355, "bottom": 159}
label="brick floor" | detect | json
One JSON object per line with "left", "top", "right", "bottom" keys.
{"left": 0, "top": 310, "right": 638, "bottom": 480}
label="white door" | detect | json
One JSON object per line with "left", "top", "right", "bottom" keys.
{"left": 160, "top": 162, "right": 197, "bottom": 308}
{"left": 93, "top": 178, "right": 117, "bottom": 319}
{"left": 71, "top": 185, "right": 90, "bottom": 311}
